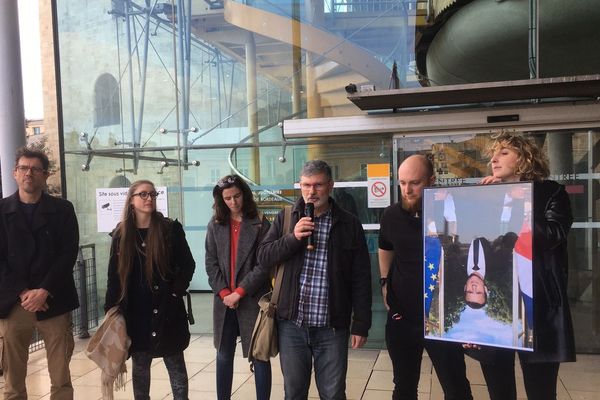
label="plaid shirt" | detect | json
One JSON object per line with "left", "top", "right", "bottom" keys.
{"left": 294, "top": 208, "right": 332, "bottom": 327}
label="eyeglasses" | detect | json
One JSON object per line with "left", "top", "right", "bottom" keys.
{"left": 216, "top": 176, "right": 238, "bottom": 188}
{"left": 132, "top": 191, "right": 159, "bottom": 200}
{"left": 15, "top": 165, "right": 46, "bottom": 175}
{"left": 300, "top": 182, "right": 328, "bottom": 191}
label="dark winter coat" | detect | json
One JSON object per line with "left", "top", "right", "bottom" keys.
{"left": 257, "top": 198, "right": 372, "bottom": 337}
{"left": 0, "top": 191, "right": 79, "bottom": 320}
{"left": 205, "top": 214, "right": 271, "bottom": 357}
{"left": 104, "top": 218, "right": 195, "bottom": 357}
{"left": 520, "top": 180, "right": 575, "bottom": 363}
{"left": 470, "top": 180, "right": 576, "bottom": 365}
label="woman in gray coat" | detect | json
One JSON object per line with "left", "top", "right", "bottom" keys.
{"left": 205, "top": 175, "right": 272, "bottom": 400}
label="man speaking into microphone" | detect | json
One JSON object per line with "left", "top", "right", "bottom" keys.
{"left": 258, "top": 160, "right": 372, "bottom": 400}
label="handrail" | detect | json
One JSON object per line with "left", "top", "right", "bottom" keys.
{"left": 227, "top": 110, "right": 308, "bottom": 205}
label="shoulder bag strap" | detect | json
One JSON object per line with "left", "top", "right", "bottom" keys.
{"left": 270, "top": 205, "right": 292, "bottom": 306}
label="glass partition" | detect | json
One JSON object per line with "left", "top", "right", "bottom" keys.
{"left": 53, "top": 0, "right": 599, "bottom": 350}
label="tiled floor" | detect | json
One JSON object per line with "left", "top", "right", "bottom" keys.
{"left": 1, "top": 333, "right": 599, "bottom": 399}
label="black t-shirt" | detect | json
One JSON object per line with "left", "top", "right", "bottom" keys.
{"left": 378, "top": 202, "right": 423, "bottom": 322}
{"left": 19, "top": 201, "right": 39, "bottom": 225}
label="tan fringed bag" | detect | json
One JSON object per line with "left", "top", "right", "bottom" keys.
{"left": 248, "top": 205, "right": 291, "bottom": 364}
{"left": 85, "top": 306, "right": 131, "bottom": 400}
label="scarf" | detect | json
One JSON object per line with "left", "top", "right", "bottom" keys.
{"left": 85, "top": 306, "right": 131, "bottom": 400}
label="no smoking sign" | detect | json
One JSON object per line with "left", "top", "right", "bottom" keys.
{"left": 370, "top": 181, "right": 387, "bottom": 197}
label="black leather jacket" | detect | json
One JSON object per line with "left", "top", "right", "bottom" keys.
{"left": 257, "top": 198, "right": 372, "bottom": 337}
{"left": 520, "top": 180, "right": 575, "bottom": 363}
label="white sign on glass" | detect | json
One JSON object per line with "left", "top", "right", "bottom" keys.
{"left": 95, "top": 187, "right": 168, "bottom": 232}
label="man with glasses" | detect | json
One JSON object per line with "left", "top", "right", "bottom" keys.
{"left": 0, "top": 147, "right": 80, "bottom": 400}
{"left": 258, "top": 160, "right": 371, "bottom": 399}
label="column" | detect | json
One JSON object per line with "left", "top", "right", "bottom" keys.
{"left": 245, "top": 32, "right": 260, "bottom": 183}
{"left": 0, "top": 0, "right": 26, "bottom": 197}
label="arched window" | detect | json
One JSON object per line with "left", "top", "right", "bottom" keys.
{"left": 94, "top": 73, "right": 120, "bottom": 127}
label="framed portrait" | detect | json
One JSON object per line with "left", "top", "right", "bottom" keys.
{"left": 423, "top": 182, "right": 534, "bottom": 351}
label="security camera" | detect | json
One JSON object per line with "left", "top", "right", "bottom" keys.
{"left": 159, "top": 127, "right": 167, "bottom": 134}
{"left": 345, "top": 83, "right": 358, "bottom": 94}
{"left": 81, "top": 164, "right": 90, "bottom": 171}
{"left": 189, "top": 127, "right": 198, "bottom": 133}
{"left": 191, "top": 160, "right": 200, "bottom": 166}
{"left": 278, "top": 156, "right": 286, "bottom": 163}
{"left": 160, "top": 161, "right": 169, "bottom": 167}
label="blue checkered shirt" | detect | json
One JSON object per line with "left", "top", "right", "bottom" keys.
{"left": 294, "top": 208, "right": 332, "bottom": 327}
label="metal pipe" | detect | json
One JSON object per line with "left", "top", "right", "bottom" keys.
{"left": 177, "top": 0, "right": 186, "bottom": 132}
{"left": 64, "top": 136, "right": 382, "bottom": 156}
{"left": 185, "top": 0, "right": 192, "bottom": 130}
{"left": 124, "top": 0, "right": 138, "bottom": 171}
{"left": 114, "top": 18, "right": 127, "bottom": 174}
{"left": 175, "top": 0, "right": 188, "bottom": 170}
{"left": 216, "top": 51, "right": 223, "bottom": 128}
{"left": 135, "top": 4, "right": 152, "bottom": 155}
{"left": 528, "top": 0, "right": 539, "bottom": 79}
{"left": 0, "top": 0, "right": 26, "bottom": 197}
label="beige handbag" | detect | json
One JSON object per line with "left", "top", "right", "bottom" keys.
{"left": 248, "top": 205, "right": 291, "bottom": 364}
{"left": 248, "top": 291, "right": 280, "bottom": 363}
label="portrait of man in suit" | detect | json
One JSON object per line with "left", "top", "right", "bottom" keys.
{"left": 423, "top": 183, "right": 534, "bottom": 351}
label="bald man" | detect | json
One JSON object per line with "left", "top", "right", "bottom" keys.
{"left": 378, "top": 155, "right": 472, "bottom": 400}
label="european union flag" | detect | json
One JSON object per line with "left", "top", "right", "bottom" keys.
{"left": 424, "top": 236, "right": 442, "bottom": 317}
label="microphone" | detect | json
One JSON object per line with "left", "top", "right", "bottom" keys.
{"left": 305, "top": 202, "right": 315, "bottom": 251}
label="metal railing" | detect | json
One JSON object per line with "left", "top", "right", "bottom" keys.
{"left": 328, "top": 0, "right": 412, "bottom": 13}
{"left": 28, "top": 244, "right": 99, "bottom": 353}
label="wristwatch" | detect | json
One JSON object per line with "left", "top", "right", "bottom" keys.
{"left": 379, "top": 277, "right": 388, "bottom": 287}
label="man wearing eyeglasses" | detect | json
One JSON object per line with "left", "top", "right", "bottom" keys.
{"left": 0, "top": 147, "right": 80, "bottom": 400}
{"left": 258, "top": 160, "right": 371, "bottom": 400}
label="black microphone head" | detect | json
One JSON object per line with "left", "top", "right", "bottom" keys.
{"left": 305, "top": 202, "right": 315, "bottom": 251}
{"left": 305, "top": 202, "right": 314, "bottom": 218}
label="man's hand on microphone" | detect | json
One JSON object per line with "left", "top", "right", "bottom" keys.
{"left": 294, "top": 217, "right": 315, "bottom": 241}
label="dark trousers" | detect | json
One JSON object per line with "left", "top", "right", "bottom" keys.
{"left": 480, "top": 350, "right": 560, "bottom": 400}
{"left": 217, "top": 308, "right": 271, "bottom": 400}
{"left": 385, "top": 313, "right": 473, "bottom": 400}
{"left": 132, "top": 351, "right": 188, "bottom": 400}
{"left": 479, "top": 350, "right": 516, "bottom": 400}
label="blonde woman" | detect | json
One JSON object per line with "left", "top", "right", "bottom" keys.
{"left": 477, "top": 132, "right": 575, "bottom": 400}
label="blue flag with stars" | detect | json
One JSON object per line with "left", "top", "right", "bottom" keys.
{"left": 424, "top": 236, "right": 442, "bottom": 317}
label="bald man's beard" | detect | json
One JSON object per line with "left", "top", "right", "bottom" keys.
{"left": 402, "top": 197, "right": 422, "bottom": 214}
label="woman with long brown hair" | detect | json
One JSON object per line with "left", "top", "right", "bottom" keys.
{"left": 205, "top": 174, "right": 272, "bottom": 400}
{"left": 105, "top": 180, "right": 195, "bottom": 400}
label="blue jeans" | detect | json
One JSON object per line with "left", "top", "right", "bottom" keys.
{"left": 217, "top": 308, "right": 271, "bottom": 400}
{"left": 278, "top": 319, "right": 349, "bottom": 400}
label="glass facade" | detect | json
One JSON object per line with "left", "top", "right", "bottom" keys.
{"left": 54, "top": 0, "right": 599, "bottom": 351}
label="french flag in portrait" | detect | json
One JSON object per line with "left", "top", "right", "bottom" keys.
{"left": 424, "top": 236, "right": 442, "bottom": 317}
{"left": 514, "top": 220, "right": 533, "bottom": 328}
